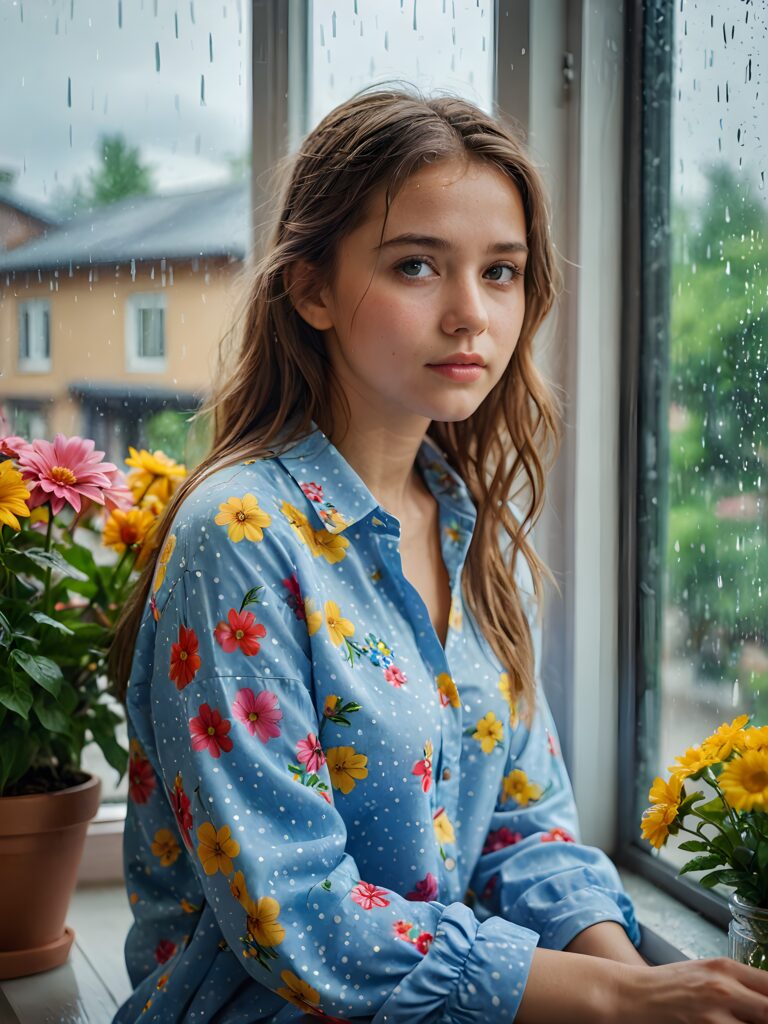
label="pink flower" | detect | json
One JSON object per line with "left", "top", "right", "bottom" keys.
{"left": 281, "top": 573, "right": 306, "bottom": 620}
{"left": 101, "top": 466, "right": 135, "bottom": 512}
{"left": 547, "top": 730, "right": 558, "bottom": 757}
{"left": 350, "top": 881, "right": 390, "bottom": 910}
{"left": 406, "top": 872, "right": 438, "bottom": 902}
{"left": 482, "top": 827, "right": 523, "bottom": 854}
{"left": 0, "top": 435, "right": 28, "bottom": 458}
{"left": 415, "top": 932, "right": 434, "bottom": 954}
{"left": 214, "top": 608, "right": 267, "bottom": 655}
{"left": 541, "top": 827, "right": 575, "bottom": 843}
{"left": 17, "top": 434, "right": 118, "bottom": 515}
{"left": 189, "top": 703, "right": 233, "bottom": 758}
{"left": 232, "top": 687, "right": 282, "bottom": 742}
{"left": 300, "top": 481, "right": 324, "bottom": 502}
{"left": 384, "top": 665, "right": 407, "bottom": 687}
{"left": 296, "top": 732, "right": 326, "bottom": 773}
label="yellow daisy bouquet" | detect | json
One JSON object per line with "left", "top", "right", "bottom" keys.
{"left": 0, "top": 430, "right": 186, "bottom": 797}
{"left": 641, "top": 714, "right": 768, "bottom": 912}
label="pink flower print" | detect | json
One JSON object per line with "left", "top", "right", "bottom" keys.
{"left": 232, "top": 688, "right": 282, "bottom": 742}
{"left": 541, "top": 827, "right": 575, "bottom": 843}
{"left": 415, "top": 932, "right": 434, "bottom": 954}
{"left": 214, "top": 608, "right": 267, "bottom": 655}
{"left": 296, "top": 732, "right": 326, "bottom": 773}
{"left": 547, "top": 730, "right": 558, "bottom": 757}
{"left": 384, "top": 665, "right": 407, "bottom": 688}
{"left": 350, "top": 881, "right": 390, "bottom": 910}
{"left": 281, "top": 573, "right": 306, "bottom": 620}
{"left": 406, "top": 872, "right": 438, "bottom": 902}
{"left": 300, "top": 481, "right": 324, "bottom": 502}
{"left": 189, "top": 704, "right": 233, "bottom": 758}
{"left": 394, "top": 920, "right": 414, "bottom": 939}
{"left": 482, "top": 826, "right": 523, "bottom": 854}
{"left": 411, "top": 740, "right": 433, "bottom": 793}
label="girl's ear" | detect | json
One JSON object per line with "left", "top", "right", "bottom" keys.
{"left": 284, "top": 259, "right": 335, "bottom": 331}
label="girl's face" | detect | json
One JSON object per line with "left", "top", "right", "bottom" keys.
{"left": 299, "top": 156, "right": 529, "bottom": 430}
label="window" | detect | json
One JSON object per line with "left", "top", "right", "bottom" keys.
{"left": 619, "top": 1, "right": 766, "bottom": 924}
{"left": 125, "top": 293, "right": 166, "bottom": 372}
{"left": 4, "top": 400, "right": 48, "bottom": 439}
{"left": 18, "top": 298, "right": 51, "bottom": 371}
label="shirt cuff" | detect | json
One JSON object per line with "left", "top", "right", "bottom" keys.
{"left": 516, "top": 883, "right": 642, "bottom": 952}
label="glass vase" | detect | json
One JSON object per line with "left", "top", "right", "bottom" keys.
{"left": 728, "top": 893, "right": 768, "bottom": 970}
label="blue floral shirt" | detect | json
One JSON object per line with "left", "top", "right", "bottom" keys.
{"left": 114, "top": 424, "right": 640, "bottom": 1023}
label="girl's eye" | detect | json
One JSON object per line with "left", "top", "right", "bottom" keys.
{"left": 394, "top": 259, "right": 524, "bottom": 284}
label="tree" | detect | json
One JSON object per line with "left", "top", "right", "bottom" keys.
{"left": 87, "top": 134, "right": 153, "bottom": 206}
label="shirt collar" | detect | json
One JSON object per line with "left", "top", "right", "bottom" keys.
{"left": 275, "top": 422, "right": 477, "bottom": 535}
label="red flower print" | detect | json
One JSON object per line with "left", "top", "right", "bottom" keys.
{"left": 296, "top": 732, "right": 326, "bottom": 773}
{"left": 350, "top": 881, "right": 390, "bottom": 910}
{"left": 541, "top": 827, "right": 575, "bottom": 843}
{"left": 281, "top": 573, "right": 306, "bottom": 621}
{"left": 214, "top": 608, "right": 267, "bottom": 655}
{"left": 482, "top": 826, "right": 523, "bottom": 854}
{"left": 128, "top": 752, "right": 156, "bottom": 804}
{"left": 384, "top": 665, "right": 407, "bottom": 688}
{"left": 415, "top": 932, "right": 434, "bottom": 954}
{"left": 406, "top": 871, "right": 438, "bottom": 902}
{"left": 154, "top": 939, "right": 177, "bottom": 964}
{"left": 547, "top": 730, "right": 558, "bottom": 757}
{"left": 481, "top": 874, "right": 499, "bottom": 902}
{"left": 232, "top": 688, "right": 282, "bottom": 742}
{"left": 169, "top": 624, "right": 201, "bottom": 689}
{"left": 394, "top": 920, "right": 414, "bottom": 939}
{"left": 411, "top": 741, "right": 433, "bottom": 794}
{"left": 300, "top": 481, "right": 324, "bottom": 502}
{"left": 189, "top": 703, "right": 234, "bottom": 758}
{"left": 167, "top": 772, "right": 193, "bottom": 850}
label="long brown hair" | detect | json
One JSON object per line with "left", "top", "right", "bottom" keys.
{"left": 110, "top": 83, "right": 563, "bottom": 719}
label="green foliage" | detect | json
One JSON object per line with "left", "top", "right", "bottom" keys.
{"left": 52, "top": 132, "right": 154, "bottom": 217}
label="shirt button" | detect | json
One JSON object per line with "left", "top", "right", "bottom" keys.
{"left": 444, "top": 857, "right": 456, "bottom": 871}
{"left": 441, "top": 768, "right": 451, "bottom": 781}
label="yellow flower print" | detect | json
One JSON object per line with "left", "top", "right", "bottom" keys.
{"left": 448, "top": 598, "right": 463, "bottom": 632}
{"left": 472, "top": 711, "right": 504, "bottom": 754}
{"left": 326, "top": 746, "right": 369, "bottom": 794}
{"left": 444, "top": 524, "right": 462, "bottom": 543}
{"left": 276, "top": 969, "right": 322, "bottom": 1013}
{"left": 229, "top": 870, "right": 250, "bottom": 908}
{"left": 130, "top": 892, "right": 139, "bottom": 905}
{"left": 279, "top": 501, "right": 319, "bottom": 552}
{"left": 325, "top": 508, "right": 350, "bottom": 533}
{"left": 433, "top": 808, "right": 456, "bottom": 846}
{"left": 151, "top": 828, "right": 181, "bottom": 867}
{"left": 197, "top": 822, "right": 241, "bottom": 876}
{"left": 324, "top": 694, "right": 339, "bottom": 717}
{"left": 304, "top": 597, "right": 323, "bottom": 637}
{"left": 501, "top": 768, "right": 543, "bottom": 807}
{"left": 180, "top": 898, "right": 199, "bottom": 914}
{"left": 215, "top": 493, "right": 272, "bottom": 543}
{"left": 311, "top": 528, "right": 349, "bottom": 564}
{"left": 436, "top": 673, "right": 460, "bottom": 709}
{"left": 243, "top": 894, "right": 286, "bottom": 947}
{"left": 498, "top": 672, "right": 519, "bottom": 727}
{"left": 152, "top": 533, "right": 177, "bottom": 594}
{"left": 324, "top": 600, "right": 355, "bottom": 647}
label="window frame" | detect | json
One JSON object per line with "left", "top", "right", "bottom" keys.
{"left": 17, "top": 297, "right": 51, "bottom": 372}
{"left": 124, "top": 291, "right": 167, "bottom": 374}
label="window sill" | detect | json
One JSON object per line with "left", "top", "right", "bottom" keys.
{"left": 619, "top": 867, "right": 728, "bottom": 964}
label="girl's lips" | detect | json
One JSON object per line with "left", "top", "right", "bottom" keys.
{"left": 427, "top": 363, "right": 484, "bottom": 382}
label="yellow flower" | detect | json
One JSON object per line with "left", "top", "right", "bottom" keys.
{"left": 311, "top": 528, "right": 349, "bottom": 564}
{"left": 647, "top": 773, "right": 683, "bottom": 809}
{"left": 719, "top": 749, "right": 768, "bottom": 812}
{"left": 304, "top": 597, "right": 323, "bottom": 636}
{"left": 742, "top": 726, "right": 768, "bottom": 752}
{"left": 243, "top": 894, "right": 286, "bottom": 947}
{"left": 102, "top": 507, "right": 156, "bottom": 553}
{"left": 497, "top": 673, "right": 519, "bottom": 727}
{"left": 140, "top": 492, "right": 166, "bottom": 517}
{"left": 668, "top": 744, "right": 720, "bottom": 781}
{"left": 501, "top": 768, "right": 543, "bottom": 807}
{"left": 276, "top": 969, "right": 321, "bottom": 1013}
{"left": 279, "top": 501, "right": 318, "bottom": 551}
{"left": 701, "top": 715, "right": 750, "bottom": 761}
{"left": 437, "top": 673, "right": 460, "bottom": 708}
{"left": 0, "top": 460, "right": 30, "bottom": 531}
{"left": 472, "top": 711, "right": 504, "bottom": 754}
{"left": 325, "top": 746, "right": 368, "bottom": 794}
{"left": 152, "top": 533, "right": 177, "bottom": 594}
{"left": 433, "top": 808, "right": 456, "bottom": 846}
{"left": 151, "top": 828, "right": 181, "bottom": 867}
{"left": 197, "top": 822, "right": 240, "bottom": 876}
{"left": 229, "top": 870, "right": 250, "bottom": 908}
{"left": 640, "top": 803, "right": 678, "bottom": 849}
{"left": 215, "top": 493, "right": 272, "bottom": 543}
{"left": 124, "top": 447, "right": 186, "bottom": 504}
{"left": 324, "top": 600, "right": 355, "bottom": 647}
{"left": 324, "top": 694, "right": 339, "bottom": 717}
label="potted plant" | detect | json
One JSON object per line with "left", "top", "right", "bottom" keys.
{"left": 0, "top": 429, "right": 186, "bottom": 978}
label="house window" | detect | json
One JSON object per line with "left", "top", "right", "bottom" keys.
{"left": 17, "top": 299, "right": 51, "bottom": 372}
{"left": 125, "top": 292, "right": 166, "bottom": 372}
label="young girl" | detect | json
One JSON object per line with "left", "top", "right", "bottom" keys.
{"left": 110, "top": 86, "right": 768, "bottom": 1023}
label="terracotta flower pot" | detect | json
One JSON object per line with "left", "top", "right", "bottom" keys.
{"left": 0, "top": 773, "right": 102, "bottom": 979}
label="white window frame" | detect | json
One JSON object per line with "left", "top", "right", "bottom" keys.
{"left": 125, "top": 291, "right": 167, "bottom": 373}
{"left": 17, "top": 298, "right": 51, "bottom": 372}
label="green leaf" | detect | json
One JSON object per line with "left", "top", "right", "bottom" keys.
{"left": 89, "top": 730, "right": 128, "bottom": 778}
{"left": 679, "top": 853, "right": 724, "bottom": 875}
{"left": 15, "top": 547, "right": 89, "bottom": 581}
{"left": 677, "top": 839, "right": 710, "bottom": 852}
{"left": 698, "top": 869, "right": 734, "bottom": 889}
{"left": 757, "top": 842, "right": 768, "bottom": 874}
{"left": 27, "top": 612, "right": 76, "bottom": 636}
{"left": 239, "top": 586, "right": 265, "bottom": 612}
{"left": 0, "top": 675, "right": 33, "bottom": 719}
{"left": 10, "top": 650, "right": 63, "bottom": 697}
{"left": 33, "top": 700, "right": 71, "bottom": 735}
{"left": 697, "top": 796, "right": 727, "bottom": 816}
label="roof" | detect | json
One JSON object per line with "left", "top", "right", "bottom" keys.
{"left": 0, "top": 188, "right": 60, "bottom": 227}
{"left": 0, "top": 182, "right": 250, "bottom": 273}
